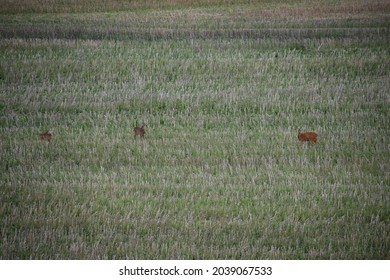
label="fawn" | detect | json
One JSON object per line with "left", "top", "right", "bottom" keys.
{"left": 298, "top": 129, "right": 318, "bottom": 143}
{"left": 39, "top": 130, "right": 52, "bottom": 142}
{"left": 133, "top": 124, "right": 146, "bottom": 139}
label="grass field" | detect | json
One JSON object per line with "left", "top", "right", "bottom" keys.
{"left": 0, "top": 0, "right": 389, "bottom": 259}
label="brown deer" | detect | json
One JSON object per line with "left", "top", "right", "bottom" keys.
{"left": 133, "top": 124, "right": 146, "bottom": 139}
{"left": 39, "top": 130, "right": 52, "bottom": 142}
{"left": 298, "top": 129, "right": 318, "bottom": 143}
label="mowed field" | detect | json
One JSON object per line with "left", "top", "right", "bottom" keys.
{"left": 0, "top": 0, "right": 389, "bottom": 259}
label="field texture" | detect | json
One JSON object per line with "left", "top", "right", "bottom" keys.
{"left": 1, "top": 0, "right": 389, "bottom": 259}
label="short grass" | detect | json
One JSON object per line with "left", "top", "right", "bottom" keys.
{"left": 0, "top": 0, "right": 389, "bottom": 259}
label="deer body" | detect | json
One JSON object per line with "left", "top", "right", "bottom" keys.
{"left": 133, "top": 124, "right": 145, "bottom": 139}
{"left": 39, "top": 130, "right": 52, "bottom": 142}
{"left": 298, "top": 129, "right": 318, "bottom": 143}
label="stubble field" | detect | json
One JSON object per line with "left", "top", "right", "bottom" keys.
{"left": 0, "top": 0, "right": 389, "bottom": 259}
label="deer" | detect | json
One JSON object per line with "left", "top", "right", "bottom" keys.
{"left": 298, "top": 129, "right": 318, "bottom": 143}
{"left": 39, "top": 130, "right": 52, "bottom": 142}
{"left": 133, "top": 124, "right": 146, "bottom": 139}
